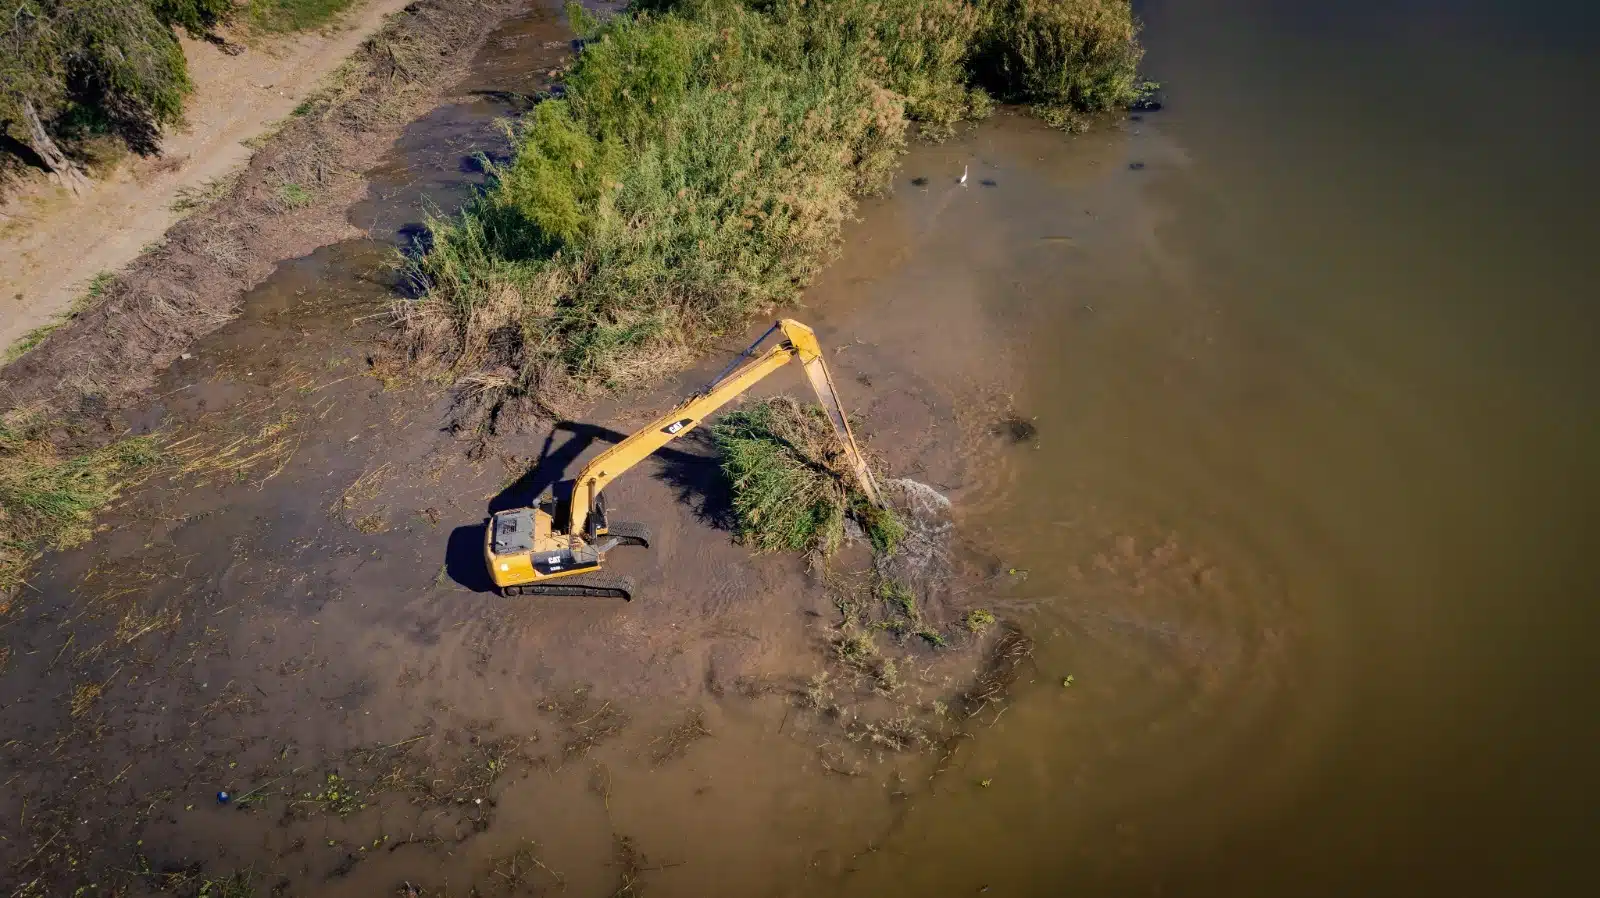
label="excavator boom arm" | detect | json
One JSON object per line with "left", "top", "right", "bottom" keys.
{"left": 566, "top": 320, "right": 880, "bottom": 539}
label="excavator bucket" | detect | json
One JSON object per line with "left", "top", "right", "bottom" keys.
{"left": 779, "top": 320, "right": 881, "bottom": 507}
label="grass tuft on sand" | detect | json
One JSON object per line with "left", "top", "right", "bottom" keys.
{"left": 0, "top": 410, "right": 161, "bottom": 597}
{"left": 4, "top": 271, "right": 117, "bottom": 363}
{"left": 405, "top": 0, "right": 1143, "bottom": 428}
{"left": 248, "top": 0, "right": 358, "bottom": 33}
{"left": 711, "top": 396, "right": 897, "bottom": 558}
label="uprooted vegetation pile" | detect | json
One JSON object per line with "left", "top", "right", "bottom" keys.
{"left": 710, "top": 395, "right": 1034, "bottom": 761}
{"left": 712, "top": 397, "right": 969, "bottom": 657}
{"left": 0, "top": 408, "right": 160, "bottom": 597}
{"left": 406, "top": 0, "right": 1145, "bottom": 429}
{"left": 711, "top": 396, "right": 901, "bottom": 557}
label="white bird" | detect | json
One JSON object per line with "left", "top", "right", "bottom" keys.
{"left": 959, "top": 165, "right": 969, "bottom": 186}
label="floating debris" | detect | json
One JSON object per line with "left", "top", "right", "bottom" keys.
{"left": 994, "top": 415, "right": 1039, "bottom": 443}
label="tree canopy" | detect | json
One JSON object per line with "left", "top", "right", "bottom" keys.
{"left": 150, "top": 0, "right": 234, "bottom": 36}
{"left": 0, "top": 0, "right": 231, "bottom": 190}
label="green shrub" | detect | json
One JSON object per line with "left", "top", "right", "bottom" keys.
{"left": 412, "top": 0, "right": 912, "bottom": 399}
{"left": 977, "top": 0, "right": 1144, "bottom": 124}
{"left": 763, "top": 0, "right": 992, "bottom": 136}
{"left": 1, "top": 1, "right": 378, "bottom": 182}
{"left": 408, "top": 0, "right": 1145, "bottom": 412}
{"left": 965, "top": 608, "right": 997, "bottom": 633}
{"left": 1, "top": 1, "right": 219, "bottom": 184}
{"left": 248, "top": 0, "right": 356, "bottom": 33}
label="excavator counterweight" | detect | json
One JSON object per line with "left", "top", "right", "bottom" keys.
{"left": 485, "top": 320, "right": 879, "bottom": 600}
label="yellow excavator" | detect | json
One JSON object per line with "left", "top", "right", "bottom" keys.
{"left": 485, "top": 319, "right": 881, "bottom": 599}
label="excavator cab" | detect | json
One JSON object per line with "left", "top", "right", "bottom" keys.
{"left": 484, "top": 319, "right": 877, "bottom": 600}
{"left": 486, "top": 488, "right": 648, "bottom": 598}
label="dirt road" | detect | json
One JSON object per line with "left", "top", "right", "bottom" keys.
{"left": 0, "top": 0, "right": 417, "bottom": 354}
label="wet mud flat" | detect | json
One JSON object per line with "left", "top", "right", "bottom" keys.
{"left": 0, "top": 5, "right": 1045, "bottom": 897}
{"left": 0, "top": 201, "right": 1024, "bottom": 897}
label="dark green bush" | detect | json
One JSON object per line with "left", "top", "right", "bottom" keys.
{"left": 150, "top": 0, "right": 234, "bottom": 35}
{"left": 978, "top": 0, "right": 1144, "bottom": 128}
{"left": 1, "top": 1, "right": 357, "bottom": 183}
{"left": 0, "top": 1, "right": 194, "bottom": 169}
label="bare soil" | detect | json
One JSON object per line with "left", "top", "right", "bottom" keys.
{"left": 0, "top": 229, "right": 1015, "bottom": 898}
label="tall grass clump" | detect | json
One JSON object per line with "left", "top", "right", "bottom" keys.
{"left": 711, "top": 396, "right": 894, "bottom": 558}
{"left": 407, "top": 0, "right": 978, "bottom": 424}
{"left": 977, "top": 0, "right": 1145, "bottom": 131}
{"left": 406, "top": 0, "right": 1143, "bottom": 427}
{"left": 0, "top": 411, "right": 160, "bottom": 597}
{"left": 762, "top": 0, "right": 994, "bottom": 136}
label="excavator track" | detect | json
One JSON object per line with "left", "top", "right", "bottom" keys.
{"left": 604, "top": 520, "right": 652, "bottom": 548}
{"left": 503, "top": 575, "right": 635, "bottom": 601}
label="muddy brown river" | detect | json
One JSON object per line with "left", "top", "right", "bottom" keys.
{"left": 5, "top": 1, "right": 1597, "bottom": 896}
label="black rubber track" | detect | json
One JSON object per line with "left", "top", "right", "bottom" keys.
{"left": 503, "top": 574, "right": 635, "bottom": 601}
{"left": 605, "top": 520, "right": 652, "bottom": 548}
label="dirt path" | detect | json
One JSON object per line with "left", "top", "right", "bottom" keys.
{"left": 0, "top": 0, "right": 416, "bottom": 354}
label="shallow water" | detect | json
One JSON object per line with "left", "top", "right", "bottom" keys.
{"left": 813, "top": 1, "right": 1600, "bottom": 894}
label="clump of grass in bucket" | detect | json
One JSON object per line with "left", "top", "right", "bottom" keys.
{"left": 0, "top": 409, "right": 162, "bottom": 597}
{"left": 712, "top": 396, "right": 898, "bottom": 558}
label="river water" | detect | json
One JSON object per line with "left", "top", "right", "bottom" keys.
{"left": 813, "top": 1, "right": 1599, "bottom": 895}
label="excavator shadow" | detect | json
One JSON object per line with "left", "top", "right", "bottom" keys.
{"left": 440, "top": 420, "right": 736, "bottom": 591}
{"left": 648, "top": 428, "right": 737, "bottom": 532}
{"left": 488, "top": 420, "right": 733, "bottom": 531}
{"left": 443, "top": 524, "right": 497, "bottom": 593}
